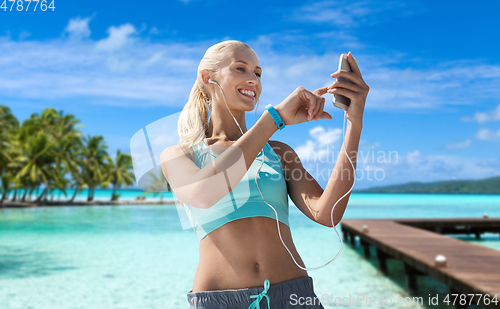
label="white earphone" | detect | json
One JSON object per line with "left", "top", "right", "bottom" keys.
{"left": 203, "top": 76, "right": 353, "bottom": 270}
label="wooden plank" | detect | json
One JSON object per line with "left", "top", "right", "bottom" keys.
{"left": 341, "top": 218, "right": 500, "bottom": 309}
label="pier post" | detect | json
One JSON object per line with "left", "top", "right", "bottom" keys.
{"left": 350, "top": 233, "right": 356, "bottom": 247}
{"left": 376, "top": 249, "right": 389, "bottom": 275}
{"left": 341, "top": 227, "right": 349, "bottom": 242}
{"left": 360, "top": 239, "right": 371, "bottom": 258}
{"left": 403, "top": 263, "right": 425, "bottom": 291}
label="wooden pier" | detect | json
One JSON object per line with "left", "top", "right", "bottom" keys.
{"left": 394, "top": 218, "right": 500, "bottom": 239}
{"left": 341, "top": 218, "right": 500, "bottom": 309}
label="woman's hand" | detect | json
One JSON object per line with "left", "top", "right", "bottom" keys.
{"left": 327, "top": 52, "right": 369, "bottom": 126}
{"left": 274, "top": 86, "right": 332, "bottom": 126}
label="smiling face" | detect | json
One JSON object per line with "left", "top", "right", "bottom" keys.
{"left": 213, "top": 46, "right": 262, "bottom": 111}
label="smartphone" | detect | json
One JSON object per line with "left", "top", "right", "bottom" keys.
{"left": 333, "top": 53, "right": 359, "bottom": 112}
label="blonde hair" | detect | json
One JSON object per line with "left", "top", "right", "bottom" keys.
{"left": 177, "top": 40, "right": 255, "bottom": 148}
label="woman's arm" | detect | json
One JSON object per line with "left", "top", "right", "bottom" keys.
{"left": 315, "top": 120, "right": 362, "bottom": 227}
{"left": 272, "top": 120, "right": 361, "bottom": 228}
{"left": 280, "top": 52, "right": 369, "bottom": 227}
{"left": 162, "top": 86, "right": 330, "bottom": 210}
{"left": 161, "top": 111, "right": 278, "bottom": 209}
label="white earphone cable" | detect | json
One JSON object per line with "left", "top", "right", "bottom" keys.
{"left": 210, "top": 80, "right": 356, "bottom": 270}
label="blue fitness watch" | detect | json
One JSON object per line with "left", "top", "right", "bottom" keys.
{"left": 265, "top": 104, "right": 285, "bottom": 130}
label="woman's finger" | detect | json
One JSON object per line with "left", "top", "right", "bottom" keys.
{"left": 330, "top": 87, "right": 358, "bottom": 101}
{"left": 313, "top": 86, "right": 329, "bottom": 96}
{"left": 311, "top": 95, "right": 323, "bottom": 120}
{"left": 314, "top": 97, "right": 326, "bottom": 121}
{"left": 320, "top": 97, "right": 326, "bottom": 120}
{"left": 347, "top": 52, "right": 363, "bottom": 80}
{"left": 322, "top": 110, "right": 333, "bottom": 120}
{"left": 331, "top": 70, "right": 364, "bottom": 88}
{"left": 327, "top": 79, "right": 363, "bottom": 94}
{"left": 301, "top": 89, "right": 316, "bottom": 120}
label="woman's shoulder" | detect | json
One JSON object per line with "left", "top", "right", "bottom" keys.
{"left": 161, "top": 143, "right": 196, "bottom": 163}
{"left": 268, "top": 140, "right": 295, "bottom": 154}
{"left": 268, "top": 140, "right": 295, "bottom": 170}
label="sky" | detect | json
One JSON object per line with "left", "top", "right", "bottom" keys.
{"left": 1, "top": 0, "right": 499, "bottom": 190}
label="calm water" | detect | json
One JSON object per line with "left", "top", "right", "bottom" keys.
{"left": 1, "top": 193, "right": 499, "bottom": 309}
{"left": 3, "top": 189, "right": 174, "bottom": 202}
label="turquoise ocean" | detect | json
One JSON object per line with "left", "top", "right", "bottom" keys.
{"left": 1, "top": 189, "right": 175, "bottom": 202}
{"left": 1, "top": 193, "right": 499, "bottom": 309}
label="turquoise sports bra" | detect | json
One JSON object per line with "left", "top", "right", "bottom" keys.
{"left": 182, "top": 139, "right": 290, "bottom": 242}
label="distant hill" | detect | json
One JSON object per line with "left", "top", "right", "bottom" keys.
{"left": 353, "top": 176, "right": 500, "bottom": 194}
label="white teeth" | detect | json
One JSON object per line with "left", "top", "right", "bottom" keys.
{"left": 239, "top": 89, "right": 255, "bottom": 97}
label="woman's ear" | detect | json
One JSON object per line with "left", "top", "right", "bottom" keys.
{"left": 201, "top": 69, "right": 211, "bottom": 85}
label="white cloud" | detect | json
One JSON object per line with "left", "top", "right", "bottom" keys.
{"left": 286, "top": 0, "right": 424, "bottom": 27}
{"left": 19, "top": 30, "right": 31, "bottom": 40}
{"left": 352, "top": 149, "right": 496, "bottom": 189}
{"left": 294, "top": 125, "right": 343, "bottom": 163}
{"left": 149, "top": 27, "right": 160, "bottom": 36}
{"left": 0, "top": 15, "right": 499, "bottom": 113}
{"left": 309, "top": 126, "right": 343, "bottom": 147}
{"left": 142, "top": 51, "right": 165, "bottom": 68}
{"left": 0, "top": 25, "right": 206, "bottom": 106}
{"left": 295, "top": 140, "right": 317, "bottom": 162}
{"left": 406, "top": 150, "right": 427, "bottom": 165}
{"left": 477, "top": 158, "right": 500, "bottom": 170}
{"left": 291, "top": 139, "right": 496, "bottom": 189}
{"left": 397, "top": 152, "right": 475, "bottom": 178}
{"left": 95, "top": 24, "right": 138, "bottom": 51}
{"left": 460, "top": 104, "right": 500, "bottom": 123}
{"left": 64, "top": 15, "right": 94, "bottom": 39}
{"left": 444, "top": 139, "right": 473, "bottom": 150}
{"left": 247, "top": 34, "right": 500, "bottom": 113}
{"left": 476, "top": 128, "right": 500, "bottom": 141}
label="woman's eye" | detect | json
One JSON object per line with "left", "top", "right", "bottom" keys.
{"left": 238, "top": 67, "right": 261, "bottom": 78}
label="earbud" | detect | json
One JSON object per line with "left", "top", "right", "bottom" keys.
{"left": 208, "top": 78, "right": 217, "bottom": 85}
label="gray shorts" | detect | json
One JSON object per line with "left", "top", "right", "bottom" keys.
{"left": 186, "top": 276, "right": 325, "bottom": 309}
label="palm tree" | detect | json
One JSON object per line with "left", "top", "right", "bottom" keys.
{"left": 64, "top": 152, "right": 87, "bottom": 203}
{"left": 49, "top": 166, "right": 69, "bottom": 201}
{"left": 51, "top": 111, "right": 82, "bottom": 201}
{"left": 14, "top": 109, "right": 60, "bottom": 201}
{"left": 60, "top": 136, "right": 86, "bottom": 203}
{"left": 106, "top": 149, "right": 135, "bottom": 201}
{"left": 0, "top": 106, "right": 19, "bottom": 202}
{"left": 82, "top": 135, "right": 110, "bottom": 201}
{"left": 142, "top": 168, "right": 171, "bottom": 202}
{"left": 0, "top": 106, "right": 19, "bottom": 168}
{"left": 13, "top": 132, "right": 57, "bottom": 202}
{"left": 1, "top": 105, "right": 138, "bottom": 205}
{"left": 0, "top": 173, "right": 14, "bottom": 203}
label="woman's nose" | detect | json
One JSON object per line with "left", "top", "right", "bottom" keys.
{"left": 247, "top": 73, "right": 259, "bottom": 84}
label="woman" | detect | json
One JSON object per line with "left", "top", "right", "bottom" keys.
{"left": 161, "top": 40, "right": 369, "bottom": 308}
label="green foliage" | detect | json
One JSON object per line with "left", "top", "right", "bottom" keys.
{"left": 0, "top": 104, "right": 147, "bottom": 203}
